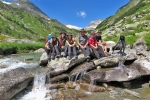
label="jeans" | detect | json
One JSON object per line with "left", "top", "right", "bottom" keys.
{"left": 80, "top": 45, "right": 90, "bottom": 57}
{"left": 68, "top": 45, "right": 77, "bottom": 59}
{"left": 90, "top": 45, "right": 106, "bottom": 59}
{"left": 52, "top": 45, "right": 60, "bottom": 56}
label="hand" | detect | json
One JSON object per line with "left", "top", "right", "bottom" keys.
{"left": 80, "top": 45, "right": 84, "bottom": 49}
{"left": 94, "top": 46, "right": 98, "bottom": 49}
{"left": 47, "top": 47, "right": 50, "bottom": 50}
{"left": 83, "top": 45, "right": 87, "bottom": 48}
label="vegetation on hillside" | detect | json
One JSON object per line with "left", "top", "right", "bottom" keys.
{"left": 0, "top": 42, "right": 44, "bottom": 55}
{"left": 96, "top": 0, "right": 150, "bottom": 50}
{"left": 0, "top": 1, "right": 78, "bottom": 43}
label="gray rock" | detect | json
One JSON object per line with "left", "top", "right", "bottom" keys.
{"left": 34, "top": 48, "right": 45, "bottom": 53}
{"left": 125, "top": 22, "right": 139, "bottom": 30}
{"left": 135, "top": 31, "right": 149, "bottom": 36}
{"left": 0, "top": 68, "right": 33, "bottom": 100}
{"left": 133, "top": 37, "right": 148, "bottom": 55}
{"left": 48, "top": 74, "right": 69, "bottom": 83}
{"left": 84, "top": 57, "right": 150, "bottom": 82}
{"left": 39, "top": 52, "right": 48, "bottom": 66}
{"left": 93, "top": 56, "right": 121, "bottom": 68}
{"left": 70, "top": 62, "right": 95, "bottom": 77}
{"left": 48, "top": 55, "right": 87, "bottom": 77}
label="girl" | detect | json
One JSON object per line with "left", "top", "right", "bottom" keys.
{"left": 66, "top": 33, "right": 78, "bottom": 60}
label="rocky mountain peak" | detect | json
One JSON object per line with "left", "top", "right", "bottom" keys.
{"left": 2, "top": 0, "right": 50, "bottom": 20}
{"left": 85, "top": 19, "right": 103, "bottom": 30}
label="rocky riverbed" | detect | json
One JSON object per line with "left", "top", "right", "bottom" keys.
{"left": 0, "top": 37, "right": 150, "bottom": 100}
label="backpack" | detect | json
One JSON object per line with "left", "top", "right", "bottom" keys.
{"left": 45, "top": 34, "right": 53, "bottom": 44}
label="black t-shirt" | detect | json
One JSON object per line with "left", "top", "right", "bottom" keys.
{"left": 96, "top": 36, "right": 102, "bottom": 42}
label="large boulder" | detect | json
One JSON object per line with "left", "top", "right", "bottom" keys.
{"left": 48, "top": 54, "right": 87, "bottom": 77}
{"left": 93, "top": 56, "right": 122, "bottom": 68}
{"left": 34, "top": 48, "right": 45, "bottom": 53}
{"left": 84, "top": 57, "right": 150, "bottom": 83}
{"left": 39, "top": 52, "right": 48, "bottom": 66}
{"left": 133, "top": 37, "right": 148, "bottom": 56}
{"left": 0, "top": 68, "right": 33, "bottom": 100}
{"left": 70, "top": 62, "right": 95, "bottom": 77}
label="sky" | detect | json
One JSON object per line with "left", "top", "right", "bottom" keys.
{"left": 30, "top": 0, "right": 130, "bottom": 28}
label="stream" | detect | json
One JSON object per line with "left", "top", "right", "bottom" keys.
{"left": 0, "top": 53, "right": 150, "bottom": 100}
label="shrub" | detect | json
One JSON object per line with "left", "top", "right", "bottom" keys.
{"left": 0, "top": 42, "right": 44, "bottom": 55}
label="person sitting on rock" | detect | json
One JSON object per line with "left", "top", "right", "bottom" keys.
{"left": 45, "top": 35, "right": 60, "bottom": 60}
{"left": 78, "top": 28, "right": 90, "bottom": 59}
{"left": 96, "top": 30, "right": 107, "bottom": 54}
{"left": 58, "top": 31, "right": 68, "bottom": 57}
{"left": 66, "top": 33, "right": 78, "bottom": 60}
{"left": 88, "top": 31, "right": 106, "bottom": 59}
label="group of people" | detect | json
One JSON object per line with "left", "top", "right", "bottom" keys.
{"left": 45, "top": 28, "right": 107, "bottom": 61}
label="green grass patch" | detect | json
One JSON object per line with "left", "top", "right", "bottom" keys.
{"left": 144, "top": 14, "right": 150, "bottom": 20}
{"left": 144, "top": 34, "right": 150, "bottom": 50}
{"left": 125, "top": 35, "right": 140, "bottom": 45}
{"left": 0, "top": 42, "right": 44, "bottom": 55}
{"left": 0, "top": 34, "right": 8, "bottom": 41}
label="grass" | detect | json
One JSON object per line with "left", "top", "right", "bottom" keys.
{"left": 0, "top": 34, "right": 8, "bottom": 41}
{"left": 144, "top": 34, "right": 150, "bottom": 50}
{"left": 0, "top": 42, "right": 44, "bottom": 55}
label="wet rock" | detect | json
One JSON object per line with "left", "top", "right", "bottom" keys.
{"left": 49, "top": 83, "right": 65, "bottom": 89}
{"left": 94, "top": 56, "right": 121, "bottom": 68}
{"left": 66, "top": 81, "right": 76, "bottom": 89}
{"left": 48, "top": 74, "right": 69, "bottom": 83}
{"left": 34, "top": 48, "right": 45, "bottom": 53}
{"left": 133, "top": 37, "right": 148, "bottom": 55}
{"left": 48, "top": 55, "right": 86, "bottom": 77}
{"left": 84, "top": 57, "right": 150, "bottom": 82}
{"left": 0, "top": 49, "right": 3, "bottom": 55}
{"left": 124, "top": 89, "right": 141, "bottom": 98}
{"left": 80, "top": 83, "right": 105, "bottom": 92}
{"left": 0, "top": 65, "right": 7, "bottom": 68}
{"left": 70, "top": 62, "right": 95, "bottom": 77}
{"left": 39, "top": 52, "right": 48, "bottom": 66}
{"left": 52, "top": 89, "right": 87, "bottom": 100}
{"left": 0, "top": 68, "right": 33, "bottom": 100}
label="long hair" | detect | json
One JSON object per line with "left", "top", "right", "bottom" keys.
{"left": 67, "top": 35, "right": 73, "bottom": 43}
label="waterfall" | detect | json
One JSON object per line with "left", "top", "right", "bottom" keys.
{"left": 88, "top": 80, "right": 95, "bottom": 92}
{"left": 19, "top": 74, "right": 51, "bottom": 100}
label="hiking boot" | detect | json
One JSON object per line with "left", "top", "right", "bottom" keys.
{"left": 51, "top": 55, "right": 55, "bottom": 60}
{"left": 48, "top": 57, "right": 51, "bottom": 62}
{"left": 75, "top": 56, "right": 78, "bottom": 59}
{"left": 56, "top": 54, "right": 60, "bottom": 58}
{"left": 68, "top": 56, "right": 71, "bottom": 60}
{"left": 85, "top": 56, "right": 90, "bottom": 59}
{"left": 63, "top": 54, "right": 67, "bottom": 57}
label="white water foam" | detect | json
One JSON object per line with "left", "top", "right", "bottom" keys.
{"left": 19, "top": 74, "right": 51, "bottom": 100}
{"left": 0, "top": 58, "right": 36, "bottom": 73}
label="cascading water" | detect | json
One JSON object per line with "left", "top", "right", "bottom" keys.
{"left": 0, "top": 57, "right": 36, "bottom": 74}
{"left": 18, "top": 73, "right": 51, "bottom": 100}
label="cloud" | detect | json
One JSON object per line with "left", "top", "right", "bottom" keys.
{"left": 77, "top": 11, "right": 87, "bottom": 18}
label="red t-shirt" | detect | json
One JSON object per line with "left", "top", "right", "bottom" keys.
{"left": 88, "top": 36, "right": 97, "bottom": 46}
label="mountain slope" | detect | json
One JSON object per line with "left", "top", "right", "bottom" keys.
{"left": 96, "top": 0, "right": 150, "bottom": 50}
{"left": 0, "top": 1, "right": 77, "bottom": 42}
{"left": 5, "top": 0, "right": 50, "bottom": 20}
